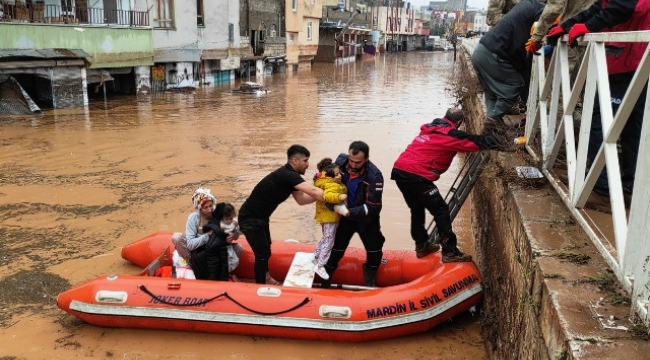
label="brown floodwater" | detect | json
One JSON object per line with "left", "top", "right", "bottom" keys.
{"left": 0, "top": 51, "right": 486, "bottom": 359}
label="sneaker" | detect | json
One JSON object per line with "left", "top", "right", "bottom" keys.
{"left": 442, "top": 248, "right": 473, "bottom": 263}
{"left": 314, "top": 265, "right": 330, "bottom": 280}
{"left": 415, "top": 242, "right": 441, "bottom": 258}
{"left": 516, "top": 115, "right": 526, "bottom": 128}
{"left": 519, "top": 102, "right": 527, "bottom": 114}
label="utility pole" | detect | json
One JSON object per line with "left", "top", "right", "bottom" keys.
{"left": 334, "top": 9, "right": 362, "bottom": 43}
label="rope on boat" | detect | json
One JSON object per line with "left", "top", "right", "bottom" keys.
{"left": 221, "top": 292, "right": 310, "bottom": 315}
{"left": 138, "top": 285, "right": 310, "bottom": 315}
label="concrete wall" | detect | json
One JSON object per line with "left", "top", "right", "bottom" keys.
{"left": 202, "top": 0, "right": 241, "bottom": 51}
{"left": 240, "top": 0, "right": 284, "bottom": 36}
{"left": 152, "top": 0, "right": 200, "bottom": 62}
{"left": 239, "top": 0, "right": 284, "bottom": 61}
{"left": 152, "top": 0, "right": 243, "bottom": 68}
{"left": 0, "top": 23, "right": 153, "bottom": 68}
{"left": 322, "top": 7, "right": 371, "bottom": 29}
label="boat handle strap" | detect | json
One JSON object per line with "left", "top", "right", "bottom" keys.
{"left": 138, "top": 285, "right": 311, "bottom": 315}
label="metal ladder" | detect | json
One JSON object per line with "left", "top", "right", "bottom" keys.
{"left": 426, "top": 151, "right": 489, "bottom": 244}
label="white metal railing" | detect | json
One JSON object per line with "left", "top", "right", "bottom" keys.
{"left": 525, "top": 32, "right": 650, "bottom": 325}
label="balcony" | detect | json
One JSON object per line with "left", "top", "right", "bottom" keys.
{"left": 1, "top": 3, "right": 149, "bottom": 27}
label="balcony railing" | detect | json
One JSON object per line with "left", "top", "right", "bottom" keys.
{"left": 1, "top": 4, "right": 149, "bottom": 27}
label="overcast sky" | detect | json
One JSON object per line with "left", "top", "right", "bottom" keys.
{"left": 408, "top": 0, "right": 489, "bottom": 10}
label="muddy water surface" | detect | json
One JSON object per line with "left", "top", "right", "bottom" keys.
{"left": 0, "top": 51, "right": 485, "bottom": 359}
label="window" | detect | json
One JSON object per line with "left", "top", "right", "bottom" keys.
{"left": 270, "top": 24, "right": 277, "bottom": 37}
{"left": 154, "top": 0, "right": 174, "bottom": 28}
{"left": 292, "top": 0, "right": 296, "bottom": 11}
{"left": 61, "top": 0, "right": 75, "bottom": 11}
{"left": 196, "top": 0, "right": 204, "bottom": 26}
{"left": 229, "top": 23, "right": 234, "bottom": 43}
{"left": 307, "top": 22, "right": 312, "bottom": 40}
{"left": 289, "top": 33, "right": 294, "bottom": 42}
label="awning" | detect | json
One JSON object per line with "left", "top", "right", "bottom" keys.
{"left": 0, "top": 48, "right": 91, "bottom": 60}
{"left": 86, "top": 69, "right": 114, "bottom": 84}
{"left": 265, "top": 55, "right": 285, "bottom": 62}
{"left": 344, "top": 27, "right": 373, "bottom": 36}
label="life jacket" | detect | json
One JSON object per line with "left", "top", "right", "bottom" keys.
{"left": 602, "top": 0, "right": 650, "bottom": 74}
{"left": 154, "top": 265, "right": 176, "bottom": 278}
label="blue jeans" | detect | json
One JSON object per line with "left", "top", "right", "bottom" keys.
{"left": 471, "top": 43, "right": 525, "bottom": 119}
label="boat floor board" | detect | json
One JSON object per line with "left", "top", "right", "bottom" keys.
{"left": 282, "top": 252, "right": 316, "bottom": 288}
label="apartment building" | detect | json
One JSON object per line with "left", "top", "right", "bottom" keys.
{"left": 0, "top": 0, "right": 153, "bottom": 110}
{"left": 151, "top": 0, "right": 245, "bottom": 90}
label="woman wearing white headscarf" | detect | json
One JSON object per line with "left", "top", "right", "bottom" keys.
{"left": 172, "top": 188, "right": 229, "bottom": 280}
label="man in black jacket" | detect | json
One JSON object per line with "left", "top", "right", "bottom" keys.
{"left": 472, "top": 0, "right": 546, "bottom": 127}
{"left": 322, "top": 141, "right": 385, "bottom": 287}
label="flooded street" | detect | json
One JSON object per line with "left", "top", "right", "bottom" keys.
{"left": 0, "top": 51, "right": 485, "bottom": 359}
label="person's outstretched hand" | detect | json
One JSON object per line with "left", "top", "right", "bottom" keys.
{"left": 546, "top": 25, "right": 566, "bottom": 46}
{"left": 568, "top": 23, "right": 590, "bottom": 47}
{"left": 525, "top": 39, "right": 542, "bottom": 54}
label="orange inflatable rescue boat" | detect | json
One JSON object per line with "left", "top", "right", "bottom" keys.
{"left": 57, "top": 232, "right": 482, "bottom": 342}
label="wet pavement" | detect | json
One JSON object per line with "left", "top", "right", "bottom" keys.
{"left": 0, "top": 51, "right": 487, "bottom": 359}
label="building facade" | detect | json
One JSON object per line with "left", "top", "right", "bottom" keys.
{"left": 0, "top": 0, "right": 153, "bottom": 110}
{"left": 285, "top": 0, "right": 322, "bottom": 72}
{"left": 151, "top": 0, "right": 244, "bottom": 90}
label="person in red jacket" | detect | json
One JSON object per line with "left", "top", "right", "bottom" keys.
{"left": 391, "top": 107, "right": 513, "bottom": 263}
{"left": 546, "top": 0, "right": 650, "bottom": 196}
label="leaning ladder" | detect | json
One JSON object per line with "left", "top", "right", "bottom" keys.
{"left": 426, "top": 151, "right": 489, "bottom": 244}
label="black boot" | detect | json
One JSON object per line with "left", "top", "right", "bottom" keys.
{"left": 415, "top": 241, "right": 441, "bottom": 258}
{"left": 362, "top": 264, "right": 377, "bottom": 287}
{"left": 441, "top": 232, "right": 472, "bottom": 263}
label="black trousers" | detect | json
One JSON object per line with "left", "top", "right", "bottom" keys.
{"left": 394, "top": 180, "right": 457, "bottom": 251}
{"left": 587, "top": 71, "right": 646, "bottom": 193}
{"left": 324, "top": 216, "right": 385, "bottom": 276}
{"left": 239, "top": 218, "right": 271, "bottom": 284}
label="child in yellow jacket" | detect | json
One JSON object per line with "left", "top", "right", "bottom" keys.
{"left": 313, "top": 158, "right": 348, "bottom": 280}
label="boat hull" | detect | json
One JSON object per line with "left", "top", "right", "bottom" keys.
{"left": 57, "top": 232, "right": 483, "bottom": 342}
